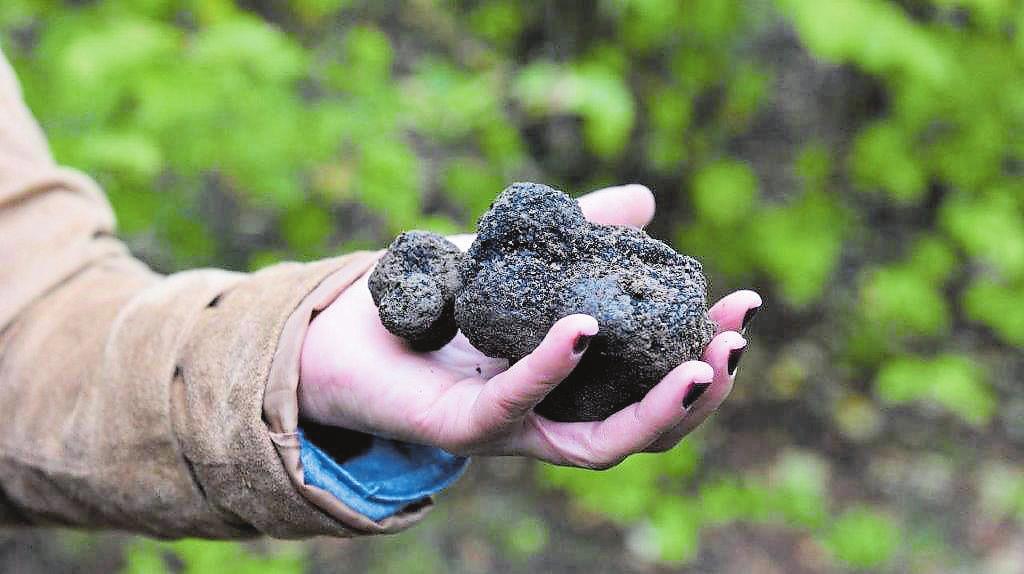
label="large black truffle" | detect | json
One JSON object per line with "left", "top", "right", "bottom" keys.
{"left": 369, "top": 183, "right": 717, "bottom": 422}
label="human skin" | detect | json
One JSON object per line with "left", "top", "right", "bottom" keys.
{"left": 298, "top": 184, "right": 761, "bottom": 469}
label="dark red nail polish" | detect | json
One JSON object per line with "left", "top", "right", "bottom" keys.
{"left": 573, "top": 334, "right": 592, "bottom": 355}
{"left": 741, "top": 306, "right": 760, "bottom": 332}
{"left": 682, "top": 382, "right": 711, "bottom": 408}
{"left": 728, "top": 345, "right": 746, "bottom": 376}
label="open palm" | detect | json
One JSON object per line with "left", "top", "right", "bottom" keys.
{"left": 299, "top": 185, "right": 761, "bottom": 469}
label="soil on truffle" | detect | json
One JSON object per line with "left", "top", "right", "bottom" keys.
{"left": 370, "top": 183, "right": 717, "bottom": 422}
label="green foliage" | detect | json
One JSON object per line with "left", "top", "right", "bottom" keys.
{"left": 503, "top": 515, "right": 549, "bottom": 558}
{"left": 749, "top": 189, "right": 849, "bottom": 305}
{"left": 875, "top": 354, "right": 995, "bottom": 426}
{"left": 942, "top": 186, "right": 1024, "bottom": 280}
{"left": 851, "top": 121, "right": 927, "bottom": 202}
{"left": 681, "top": 144, "right": 850, "bottom": 306}
{"left": 859, "top": 236, "right": 955, "bottom": 339}
{"left": 515, "top": 59, "right": 636, "bottom": 159}
{"left": 691, "top": 160, "right": 759, "bottom": 226}
{"left": 649, "top": 495, "right": 703, "bottom": 563}
{"left": 978, "top": 463, "right": 1024, "bottom": 522}
{"left": 769, "top": 449, "right": 830, "bottom": 529}
{"left": 963, "top": 279, "right": 1024, "bottom": 347}
{"left": 122, "top": 539, "right": 304, "bottom": 574}
{"left": 781, "top": 0, "right": 951, "bottom": 82}
{"left": 540, "top": 446, "right": 909, "bottom": 564}
{"left": 542, "top": 441, "right": 701, "bottom": 523}
{"left": 824, "top": 506, "right": 902, "bottom": 569}
{"left": 778, "top": 0, "right": 1024, "bottom": 353}
{"left": 290, "top": 0, "right": 351, "bottom": 25}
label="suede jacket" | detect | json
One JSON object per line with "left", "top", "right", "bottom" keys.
{"left": 0, "top": 47, "right": 465, "bottom": 539}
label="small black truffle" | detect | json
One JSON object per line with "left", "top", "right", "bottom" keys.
{"left": 368, "top": 231, "right": 464, "bottom": 351}
{"left": 370, "top": 183, "right": 717, "bottom": 422}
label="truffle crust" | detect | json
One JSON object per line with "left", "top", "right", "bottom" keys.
{"left": 370, "top": 183, "right": 717, "bottom": 422}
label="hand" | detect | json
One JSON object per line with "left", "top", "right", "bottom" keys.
{"left": 298, "top": 185, "right": 761, "bottom": 469}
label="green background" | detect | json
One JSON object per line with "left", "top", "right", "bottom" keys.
{"left": 2, "top": 0, "right": 1023, "bottom": 572}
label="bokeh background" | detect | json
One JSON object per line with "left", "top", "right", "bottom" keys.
{"left": 2, "top": 0, "right": 1023, "bottom": 572}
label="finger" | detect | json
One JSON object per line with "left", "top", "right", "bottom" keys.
{"left": 514, "top": 361, "right": 714, "bottom": 468}
{"left": 468, "top": 314, "right": 598, "bottom": 433}
{"left": 645, "top": 331, "right": 746, "bottom": 452}
{"left": 584, "top": 361, "right": 715, "bottom": 465}
{"left": 577, "top": 184, "right": 656, "bottom": 228}
{"left": 709, "top": 290, "right": 762, "bottom": 334}
{"left": 447, "top": 233, "right": 474, "bottom": 251}
{"left": 644, "top": 295, "right": 761, "bottom": 452}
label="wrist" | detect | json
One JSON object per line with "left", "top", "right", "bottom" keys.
{"left": 297, "top": 306, "right": 340, "bottom": 427}
{"left": 296, "top": 258, "right": 381, "bottom": 428}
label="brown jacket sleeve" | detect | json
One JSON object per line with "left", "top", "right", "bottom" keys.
{"left": 0, "top": 49, "right": 431, "bottom": 538}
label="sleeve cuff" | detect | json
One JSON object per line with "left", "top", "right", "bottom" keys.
{"left": 298, "top": 429, "right": 469, "bottom": 521}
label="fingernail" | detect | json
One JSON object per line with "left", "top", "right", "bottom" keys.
{"left": 682, "top": 382, "right": 711, "bottom": 409}
{"left": 741, "top": 306, "right": 760, "bottom": 333}
{"left": 728, "top": 345, "right": 747, "bottom": 376}
{"left": 573, "top": 334, "right": 592, "bottom": 355}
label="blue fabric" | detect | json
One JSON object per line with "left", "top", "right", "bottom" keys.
{"left": 298, "top": 428, "right": 469, "bottom": 521}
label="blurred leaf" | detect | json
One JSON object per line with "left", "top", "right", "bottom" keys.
{"left": 646, "top": 86, "right": 692, "bottom": 169}
{"left": 0, "top": 0, "right": 40, "bottom": 28}
{"left": 750, "top": 190, "right": 848, "bottom": 305}
{"left": 166, "top": 211, "right": 216, "bottom": 265}
{"left": 343, "top": 25, "right": 393, "bottom": 89}
{"left": 540, "top": 442, "right": 700, "bottom": 522}
{"left": 859, "top": 265, "right": 950, "bottom": 338}
{"left": 122, "top": 540, "right": 169, "bottom": 574}
{"left": 834, "top": 393, "right": 884, "bottom": 442}
{"left": 770, "top": 449, "right": 830, "bottom": 528}
{"left": 612, "top": 0, "right": 687, "bottom": 53}
{"left": 354, "top": 138, "right": 422, "bottom": 231}
{"left": 722, "top": 64, "right": 769, "bottom": 127}
{"left": 515, "top": 60, "right": 636, "bottom": 158}
{"left": 123, "top": 540, "right": 304, "bottom": 574}
{"left": 875, "top": 354, "right": 994, "bottom": 426}
{"left": 407, "top": 60, "right": 502, "bottom": 141}
{"left": 77, "top": 130, "right": 164, "bottom": 181}
{"left": 281, "top": 204, "right": 332, "bottom": 254}
{"left": 651, "top": 495, "right": 702, "bottom": 563}
{"left": 851, "top": 121, "right": 926, "bottom": 203}
{"left": 290, "top": 0, "right": 352, "bottom": 24}
{"left": 699, "top": 478, "right": 756, "bottom": 525}
{"left": 504, "top": 515, "right": 549, "bottom": 558}
{"left": 468, "top": 1, "right": 524, "bottom": 46}
{"left": 963, "top": 279, "right": 1024, "bottom": 347}
{"left": 192, "top": 17, "right": 307, "bottom": 83}
{"left": 942, "top": 186, "right": 1024, "bottom": 280}
{"left": 795, "top": 144, "right": 832, "bottom": 190}
{"left": 249, "top": 250, "right": 288, "bottom": 271}
{"left": 906, "top": 235, "right": 957, "bottom": 282}
{"left": 977, "top": 463, "right": 1024, "bottom": 520}
{"left": 778, "top": 0, "right": 952, "bottom": 84}
{"left": 824, "top": 506, "right": 901, "bottom": 569}
{"left": 572, "top": 62, "right": 636, "bottom": 158}
{"left": 690, "top": 159, "right": 758, "bottom": 226}
{"left": 443, "top": 157, "right": 505, "bottom": 218}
